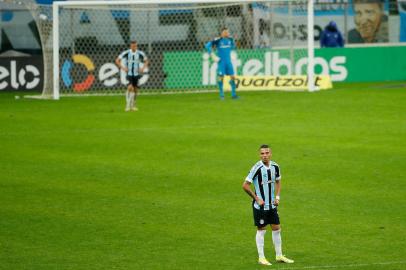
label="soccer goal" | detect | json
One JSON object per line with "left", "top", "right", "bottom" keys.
{"left": 39, "top": 0, "right": 316, "bottom": 99}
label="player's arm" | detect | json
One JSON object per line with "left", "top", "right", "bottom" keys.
{"left": 273, "top": 163, "right": 282, "bottom": 206}
{"left": 231, "top": 37, "right": 237, "bottom": 50}
{"left": 115, "top": 57, "right": 123, "bottom": 68}
{"left": 143, "top": 58, "right": 149, "bottom": 68}
{"left": 139, "top": 59, "right": 149, "bottom": 73}
{"left": 274, "top": 179, "right": 281, "bottom": 206}
{"left": 230, "top": 38, "right": 238, "bottom": 61}
{"left": 204, "top": 39, "right": 214, "bottom": 53}
{"left": 139, "top": 52, "right": 149, "bottom": 73}
{"left": 242, "top": 180, "right": 264, "bottom": 206}
{"left": 115, "top": 53, "right": 128, "bottom": 72}
{"left": 205, "top": 38, "right": 220, "bottom": 62}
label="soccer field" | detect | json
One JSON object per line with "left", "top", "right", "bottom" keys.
{"left": 1, "top": 83, "right": 405, "bottom": 270}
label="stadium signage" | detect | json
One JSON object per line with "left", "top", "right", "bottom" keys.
{"left": 0, "top": 10, "right": 42, "bottom": 52}
{"left": 202, "top": 52, "right": 347, "bottom": 86}
{"left": 163, "top": 45, "right": 406, "bottom": 89}
{"left": 61, "top": 54, "right": 149, "bottom": 92}
{"left": 252, "top": 0, "right": 392, "bottom": 47}
{"left": 0, "top": 57, "right": 43, "bottom": 91}
{"left": 223, "top": 75, "right": 332, "bottom": 91}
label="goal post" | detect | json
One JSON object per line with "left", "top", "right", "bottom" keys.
{"left": 48, "top": 0, "right": 315, "bottom": 99}
{"left": 307, "top": 0, "right": 315, "bottom": 92}
{"left": 52, "top": 2, "right": 60, "bottom": 100}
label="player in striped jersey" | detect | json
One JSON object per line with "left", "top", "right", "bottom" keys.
{"left": 242, "top": 145, "right": 294, "bottom": 266}
{"left": 116, "top": 41, "right": 149, "bottom": 111}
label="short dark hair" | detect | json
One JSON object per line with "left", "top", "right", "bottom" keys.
{"left": 221, "top": 27, "right": 228, "bottom": 32}
{"left": 130, "top": 40, "right": 137, "bottom": 44}
{"left": 259, "top": 144, "right": 270, "bottom": 149}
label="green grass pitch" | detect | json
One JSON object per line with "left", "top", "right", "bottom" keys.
{"left": 0, "top": 83, "right": 405, "bottom": 270}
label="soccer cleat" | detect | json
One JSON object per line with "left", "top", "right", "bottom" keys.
{"left": 232, "top": 95, "right": 239, "bottom": 100}
{"left": 125, "top": 107, "right": 130, "bottom": 112}
{"left": 131, "top": 107, "right": 138, "bottom": 111}
{"left": 258, "top": 257, "right": 272, "bottom": 266}
{"left": 276, "top": 255, "right": 294, "bottom": 263}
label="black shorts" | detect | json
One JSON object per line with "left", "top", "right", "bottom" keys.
{"left": 253, "top": 206, "right": 280, "bottom": 227}
{"left": 127, "top": 75, "right": 141, "bottom": 87}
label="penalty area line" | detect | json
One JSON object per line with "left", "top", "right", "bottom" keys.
{"left": 274, "top": 260, "right": 406, "bottom": 269}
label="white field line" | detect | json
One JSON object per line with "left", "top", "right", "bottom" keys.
{"left": 15, "top": 260, "right": 406, "bottom": 268}
{"left": 274, "top": 260, "right": 406, "bottom": 270}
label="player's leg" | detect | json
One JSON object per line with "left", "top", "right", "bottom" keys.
{"left": 229, "top": 75, "right": 238, "bottom": 99}
{"left": 125, "top": 76, "right": 133, "bottom": 111}
{"left": 256, "top": 227, "right": 271, "bottom": 265}
{"left": 130, "top": 76, "right": 139, "bottom": 111}
{"left": 270, "top": 209, "right": 294, "bottom": 263}
{"left": 271, "top": 224, "right": 283, "bottom": 258}
{"left": 131, "top": 86, "right": 138, "bottom": 111}
{"left": 253, "top": 207, "right": 272, "bottom": 265}
{"left": 217, "top": 76, "right": 225, "bottom": 99}
{"left": 217, "top": 62, "right": 225, "bottom": 99}
{"left": 225, "top": 62, "right": 238, "bottom": 99}
{"left": 128, "top": 77, "right": 136, "bottom": 111}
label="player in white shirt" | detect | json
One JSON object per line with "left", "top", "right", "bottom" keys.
{"left": 116, "top": 41, "right": 149, "bottom": 111}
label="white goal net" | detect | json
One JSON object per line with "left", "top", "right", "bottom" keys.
{"left": 6, "top": 0, "right": 317, "bottom": 98}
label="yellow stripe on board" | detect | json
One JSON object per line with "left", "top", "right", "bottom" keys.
{"left": 223, "top": 75, "right": 333, "bottom": 91}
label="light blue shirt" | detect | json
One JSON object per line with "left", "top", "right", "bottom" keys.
{"left": 246, "top": 161, "right": 281, "bottom": 210}
{"left": 205, "top": 37, "right": 236, "bottom": 63}
{"left": 118, "top": 49, "right": 147, "bottom": 76}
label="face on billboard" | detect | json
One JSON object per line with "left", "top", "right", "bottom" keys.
{"left": 354, "top": 2, "right": 383, "bottom": 42}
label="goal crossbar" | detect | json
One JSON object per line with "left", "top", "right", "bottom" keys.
{"left": 52, "top": 0, "right": 315, "bottom": 99}
{"left": 53, "top": 0, "right": 269, "bottom": 7}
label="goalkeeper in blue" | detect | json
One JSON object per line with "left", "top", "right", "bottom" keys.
{"left": 205, "top": 27, "right": 238, "bottom": 99}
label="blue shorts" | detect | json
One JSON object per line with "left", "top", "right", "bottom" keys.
{"left": 217, "top": 61, "right": 235, "bottom": 76}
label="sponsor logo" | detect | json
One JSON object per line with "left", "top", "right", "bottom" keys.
{"left": 202, "top": 51, "right": 347, "bottom": 85}
{"left": 62, "top": 54, "right": 95, "bottom": 92}
{"left": 261, "top": 179, "right": 275, "bottom": 185}
{"left": 61, "top": 54, "right": 149, "bottom": 92}
{"left": 0, "top": 58, "right": 42, "bottom": 91}
{"left": 223, "top": 75, "right": 332, "bottom": 91}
